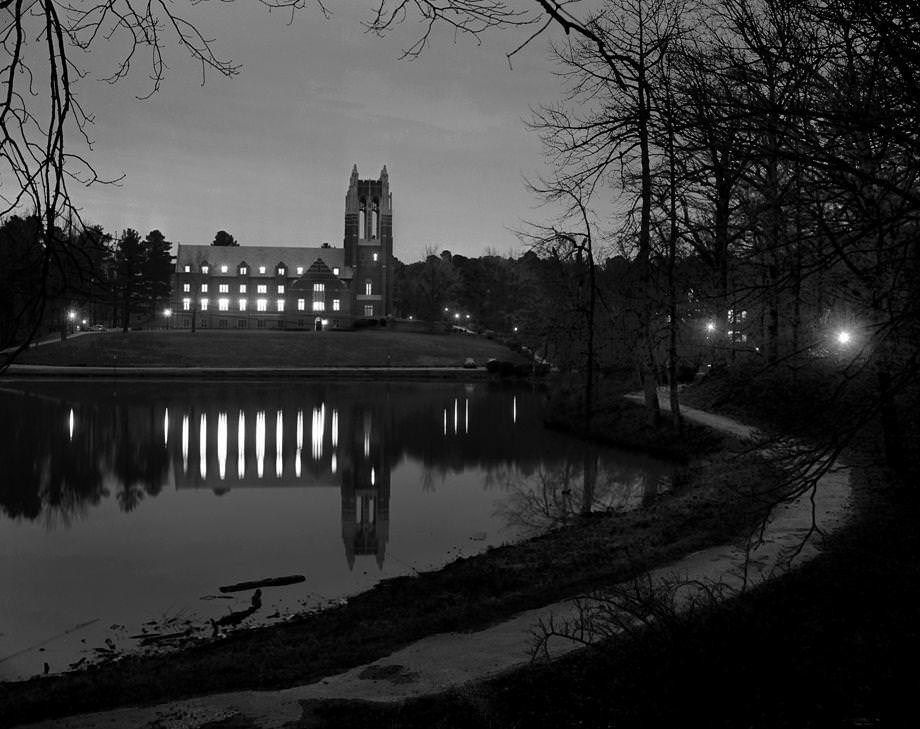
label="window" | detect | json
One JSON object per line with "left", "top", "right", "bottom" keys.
{"left": 297, "top": 298, "right": 305, "bottom": 311}
{"left": 183, "top": 265, "right": 191, "bottom": 273}
{"left": 364, "top": 280, "right": 372, "bottom": 296}
{"left": 372, "top": 252, "right": 378, "bottom": 262}
{"left": 257, "top": 284, "right": 267, "bottom": 294}
{"left": 277, "top": 267, "right": 286, "bottom": 276}
{"left": 201, "top": 283, "right": 208, "bottom": 293}
{"left": 220, "top": 265, "right": 228, "bottom": 274}
{"left": 258, "top": 266, "right": 266, "bottom": 274}
{"left": 364, "top": 305, "right": 374, "bottom": 317}
{"left": 332, "top": 299, "right": 340, "bottom": 312}
{"left": 257, "top": 298, "right": 267, "bottom": 312}
{"left": 218, "top": 298, "right": 229, "bottom": 311}
{"left": 332, "top": 267, "right": 340, "bottom": 276}
{"left": 313, "top": 283, "right": 324, "bottom": 293}
{"left": 296, "top": 266, "right": 304, "bottom": 275}
{"left": 239, "top": 298, "right": 247, "bottom": 311}
{"left": 313, "top": 301, "right": 325, "bottom": 312}
{"left": 201, "top": 265, "right": 209, "bottom": 274}
{"left": 237, "top": 320, "right": 247, "bottom": 328}
{"left": 240, "top": 266, "right": 248, "bottom": 275}
{"left": 219, "top": 284, "right": 229, "bottom": 293}
{"left": 200, "top": 298, "right": 209, "bottom": 311}
{"left": 276, "top": 299, "right": 285, "bottom": 312}
{"left": 277, "top": 285, "right": 285, "bottom": 294}
{"left": 183, "top": 283, "right": 190, "bottom": 293}
{"left": 239, "top": 284, "right": 247, "bottom": 293}
{"left": 219, "top": 319, "right": 228, "bottom": 328}
{"left": 182, "top": 298, "right": 191, "bottom": 311}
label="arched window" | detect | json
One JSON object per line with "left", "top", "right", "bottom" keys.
{"left": 370, "top": 199, "right": 379, "bottom": 239}
{"left": 358, "top": 199, "right": 367, "bottom": 240}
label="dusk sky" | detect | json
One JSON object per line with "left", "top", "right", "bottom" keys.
{"left": 69, "top": 2, "right": 566, "bottom": 264}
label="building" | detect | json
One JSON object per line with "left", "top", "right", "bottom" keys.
{"left": 172, "top": 165, "right": 393, "bottom": 330}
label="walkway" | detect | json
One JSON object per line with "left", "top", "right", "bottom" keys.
{"left": 21, "top": 402, "right": 852, "bottom": 729}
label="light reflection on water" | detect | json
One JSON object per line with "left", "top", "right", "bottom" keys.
{"left": 0, "top": 380, "right": 672, "bottom": 681}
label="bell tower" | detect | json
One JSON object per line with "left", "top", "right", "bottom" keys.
{"left": 344, "top": 165, "right": 393, "bottom": 318}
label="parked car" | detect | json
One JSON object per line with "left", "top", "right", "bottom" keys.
{"left": 91, "top": 324, "right": 106, "bottom": 331}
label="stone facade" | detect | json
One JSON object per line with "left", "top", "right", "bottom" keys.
{"left": 171, "top": 166, "right": 393, "bottom": 330}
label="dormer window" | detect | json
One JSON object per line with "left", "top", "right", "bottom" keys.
{"left": 258, "top": 266, "right": 266, "bottom": 275}
{"left": 220, "top": 265, "right": 228, "bottom": 274}
{"left": 238, "top": 262, "right": 249, "bottom": 276}
{"left": 333, "top": 267, "right": 340, "bottom": 276}
{"left": 183, "top": 264, "right": 191, "bottom": 273}
{"left": 201, "top": 265, "right": 210, "bottom": 274}
{"left": 296, "top": 266, "right": 304, "bottom": 275}
{"left": 276, "top": 263, "right": 287, "bottom": 276}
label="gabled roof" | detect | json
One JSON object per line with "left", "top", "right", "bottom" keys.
{"left": 175, "top": 244, "right": 344, "bottom": 273}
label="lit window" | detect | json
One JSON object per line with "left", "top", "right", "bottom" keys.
{"left": 239, "top": 284, "right": 247, "bottom": 293}
{"left": 277, "top": 299, "right": 285, "bottom": 312}
{"left": 200, "top": 298, "right": 209, "bottom": 311}
{"left": 182, "top": 298, "right": 191, "bottom": 311}
{"left": 364, "top": 305, "right": 373, "bottom": 317}
{"left": 258, "top": 266, "right": 266, "bottom": 274}
{"left": 220, "top": 265, "right": 228, "bottom": 274}
{"left": 219, "top": 284, "right": 229, "bottom": 293}
{"left": 201, "top": 283, "right": 208, "bottom": 293}
{"left": 297, "top": 299, "right": 305, "bottom": 311}
{"left": 257, "top": 284, "right": 267, "bottom": 294}
{"left": 183, "top": 283, "right": 190, "bottom": 293}
{"left": 278, "top": 267, "right": 286, "bottom": 276}
{"left": 333, "top": 299, "right": 340, "bottom": 312}
{"left": 201, "top": 265, "right": 209, "bottom": 274}
{"left": 183, "top": 265, "right": 191, "bottom": 273}
{"left": 240, "top": 266, "right": 248, "bottom": 275}
{"left": 277, "top": 285, "right": 285, "bottom": 294}
{"left": 372, "top": 252, "right": 378, "bottom": 262}
{"left": 257, "top": 298, "right": 267, "bottom": 312}
{"left": 333, "top": 267, "right": 340, "bottom": 276}
{"left": 296, "top": 266, "right": 304, "bottom": 275}
{"left": 364, "top": 280, "right": 372, "bottom": 295}
{"left": 313, "top": 283, "right": 324, "bottom": 293}
{"left": 239, "top": 298, "right": 247, "bottom": 311}
{"left": 218, "top": 298, "right": 229, "bottom": 311}
{"left": 313, "top": 301, "right": 325, "bottom": 312}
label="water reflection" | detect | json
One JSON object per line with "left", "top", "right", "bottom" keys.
{"left": 0, "top": 382, "right": 672, "bottom": 569}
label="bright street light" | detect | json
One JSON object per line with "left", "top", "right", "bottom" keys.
{"left": 836, "top": 330, "right": 852, "bottom": 346}
{"left": 67, "top": 310, "right": 76, "bottom": 321}
{"left": 706, "top": 321, "right": 716, "bottom": 333}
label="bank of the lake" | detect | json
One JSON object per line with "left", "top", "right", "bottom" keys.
{"left": 0, "top": 395, "right": 788, "bottom": 727}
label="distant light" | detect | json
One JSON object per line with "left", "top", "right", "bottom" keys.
{"left": 453, "top": 313, "right": 460, "bottom": 319}
{"left": 443, "top": 307, "right": 449, "bottom": 312}
{"left": 163, "top": 308, "right": 172, "bottom": 318}
{"left": 81, "top": 319, "right": 87, "bottom": 325}
{"left": 465, "top": 314, "right": 470, "bottom": 319}
{"left": 408, "top": 315, "right": 413, "bottom": 320}
{"left": 513, "top": 326, "right": 519, "bottom": 333}
{"left": 837, "top": 330, "right": 852, "bottom": 346}
{"left": 321, "top": 319, "right": 329, "bottom": 326}
{"left": 67, "top": 310, "right": 76, "bottom": 320}
{"left": 706, "top": 321, "right": 716, "bottom": 332}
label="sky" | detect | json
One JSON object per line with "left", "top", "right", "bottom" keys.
{"left": 66, "top": 2, "right": 566, "bottom": 264}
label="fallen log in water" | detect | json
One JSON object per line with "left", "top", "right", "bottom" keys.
{"left": 218, "top": 575, "right": 305, "bottom": 593}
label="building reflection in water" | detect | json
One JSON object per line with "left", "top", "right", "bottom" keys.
{"left": 0, "top": 382, "right": 671, "bottom": 570}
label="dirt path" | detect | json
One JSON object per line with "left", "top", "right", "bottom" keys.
{"left": 21, "top": 402, "right": 852, "bottom": 729}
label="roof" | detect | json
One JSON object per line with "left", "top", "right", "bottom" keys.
{"left": 175, "top": 244, "right": 345, "bottom": 272}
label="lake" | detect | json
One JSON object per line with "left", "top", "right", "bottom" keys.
{"left": 0, "top": 379, "right": 671, "bottom": 681}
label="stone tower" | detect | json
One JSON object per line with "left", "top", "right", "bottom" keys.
{"left": 344, "top": 165, "right": 393, "bottom": 318}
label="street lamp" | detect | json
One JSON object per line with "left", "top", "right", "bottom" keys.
{"left": 706, "top": 321, "right": 716, "bottom": 333}
{"left": 836, "top": 329, "right": 852, "bottom": 346}
{"left": 163, "top": 308, "right": 173, "bottom": 330}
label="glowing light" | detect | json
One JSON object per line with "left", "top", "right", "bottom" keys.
{"left": 68, "top": 408, "right": 75, "bottom": 441}
{"left": 837, "top": 330, "right": 852, "bottom": 345}
{"left": 182, "top": 414, "right": 189, "bottom": 473}
{"left": 237, "top": 411, "right": 246, "bottom": 478}
{"left": 199, "top": 413, "right": 207, "bottom": 479}
{"left": 513, "top": 326, "right": 519, "bottom": 333}
{"left": 331, "top": 409, "right": 339, "bottom": 448}
{"left": 706, "top": 321, "right": 716, "bottom": 333}
{"left": 371, "top": 467, "right": 376, "bottom": 487}
{"left": 443, "top": 408, "right": 447, "bottom": 436}
{"left": 275, "top": 411, "right": 284, "bottom": 478}
{"left": 256, "top": 411, "right": 266, "bottom": 478}
{"left": 296, "top": 409, "right": 304, "bottom": 477}
{"left": 453, "top": 398, "right": 459, "bottom": 434}
{"left": 312, "top": 406, "right": 325, "bottom": 461}
{"left": 331, "top": 452, "right": 338, "bottom": 474}
{"left": 217, "top": 412, "right": 228, "bottom": 481}
{"left": 465, "top": 399, "right": 469, "bottom": 434}
{"left": 67, "top": 310, "right": 76, "bottom": 321}
{"left": 512, "top": 396, "right": 517, "bottom": 424}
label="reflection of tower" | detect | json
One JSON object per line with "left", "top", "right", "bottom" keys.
{"left": 340, "top": 409, "right": 391, "bottom": 570}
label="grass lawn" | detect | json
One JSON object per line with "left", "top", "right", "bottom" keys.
{"left": 12, "top": 330, "right": 522, "bottom": 368}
